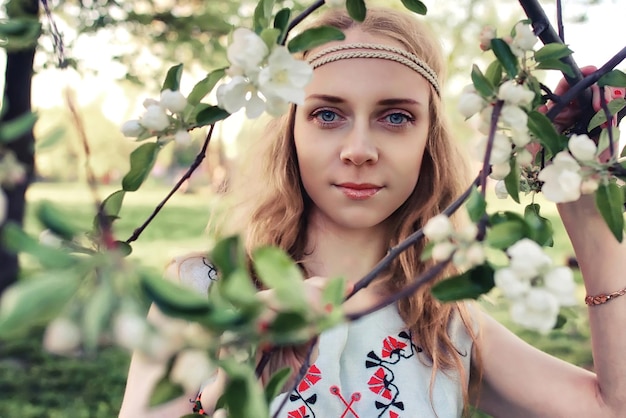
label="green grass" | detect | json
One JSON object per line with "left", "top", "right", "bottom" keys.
{"left": 0, "top": 182, "right": 594, "bottom": 417}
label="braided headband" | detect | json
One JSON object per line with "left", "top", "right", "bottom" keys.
{"left": 306, "top": 43, "right": 440, "bottom": 96}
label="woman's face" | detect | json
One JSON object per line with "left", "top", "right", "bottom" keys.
{"left": 294, "top": 30, "right": 432, "bottom": 233}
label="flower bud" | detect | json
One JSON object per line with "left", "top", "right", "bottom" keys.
{"left": 458, "top": 223, "right": 478, "bottom": 242}
{"left": 458, "top": 85, "right": 485, "bottom": 119}
{"left": 432, "top": 241, "right": 455, "bottom": 261}
{"left": 512, "top": 22, "right": 537, "bottom": 51}
{"left": 479, "top": 26, "right": 496, "bottom": 51}
{"left": 494, "top": 267, "right": 529, "bottom": 300}
{"left": 170, "top": 349, "right": 214, "bottom": 393}
{"left": 43, "top": 317, "right": 82, "bottom": 355}
{"left": 140, "top": 105, "right": 170, "bottom": 132}
{"left": 516, "top": 148, "right": 533, "bottom": 167}
{"left": 174, "top": 130, "right": 192, "bottom": 145}
{"left": 113, "top": 311, "right": 149, "bottom": 351}
{"left": 580, "top": 178, "right": 599, "bottom": 195}
{"left": 120, "top": 120, "right": 144, "bottom": 138}
{"left": 495, "top": 180, "right": 509, "bottom": 199}
{"left": 544, "top": 266, "right": 577, "bottom": 306}
{"left": 161, "top": 89, "right": 188, "bottom": 113}
{"left": 142, "top": 98, "right": 160, "bottom": 109}
{"left": 498, "top": 80, "right": 535, "bottom": 107}
{"left": 500, "top": 104, "right": 528, "bottom": 133}
{"left": 568, "top": 134, "right": 597, "bottom": 162}
{"left": 423, "top": 214, "right": 453, "bottom": 242}
{"left": 490, "top": 162, "right": 511, "bottom": 180}
{"left": 465, "top": 242, "right": 486, "bottom": 266}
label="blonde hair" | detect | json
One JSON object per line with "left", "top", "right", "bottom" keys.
{"left": 221, "top": 6, "right": 480, "bottom": 412}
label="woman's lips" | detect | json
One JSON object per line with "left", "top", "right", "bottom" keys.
{"left": 336, "top": 183, "right": 382, "bottom": 200}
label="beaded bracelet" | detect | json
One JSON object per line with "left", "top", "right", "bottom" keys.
{"left": 191, "top": 392, "right": 209, "bottom": 415}
{"left": 584, "top": 286, "right": 626, "bottom": 306}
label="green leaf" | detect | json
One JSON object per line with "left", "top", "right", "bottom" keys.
{"left": 194, "top": 106, "right": 230, "bottom": 127}
{"left": 533, "top": 44, "right": 573, "bottom": 62}
{"left": 219, "top": 268, "right": 258, "bottom": 307}
{"left": 527, "top": 110, "right": 565, "bottom": 155}
{"left": 252, "top": 247, "right": 304, "bottom": 289}
{"left": 187, "top": 68, "right": 226, "bottom": 106}
{"left": 595, "top": 182, "right": 624, "bottom": 242}
{"left": 490, "top": 38, "right": 519, "bottom": 78}
{"left": 0, "top": 272, "right": 80, "bottom": 338}
{"left": 269, "top": 310, "right": 307, "bottom": 333}
{"left": 220, "top": 359, "right": 270, "bottom": 418}
{"left": 471, "top": 64, "right": 495, "bottom": 98}
{"left": 431, "top": 264, "right": 495, "bottom": 301}
{"left": 260, "top": 27, "right": 281, "bottom": 49}
{"left": 400, "top": 0, "right": 427, "bottom": 15}
{"left": 36, "top": 200, "right": 83, "bottom": 240}
{"left": 81, "top": 280, "right": 116, "bottom": 352}
{"left": 140, "top": 272, "right": 213, "bottom": 319}
{"left": 485, "top": 60, "right": 503, "bottom": 88}
{"left": 321, "top": 276, "right": 346, "bottom": 307}
{"left": 535, "top": 59, "right": 575, "bottom": 77}
{"left": 524, "top": 204, "right": 554, "bottom": 246}
{"left": 264, "top": 367, "right": 291, "bottom": 405}
{"left": 0, "top": 112, "right": 37, "bottom": 143}
{"left": 122, "top": 142, "right": 160, "bottom": 192}
{"left": 211, "top": 235, "right": 244, "bottom": 279}
{"left": 162, "top": 64, "right": 184, "bottom": 92}
{"left": 503, "top": 157, "right": 521, "bottom": 204}
{"left": 588, "top": 98, "right": 626, "bottom": 131}
{"left": 253, "top": 0, "right": 275, "bottom": 33}
{"left": 598, "top": 70, "right": 626, "bottom": 88}
{"left": 101, "top": 190, "right": 125, "bottom": 218}
{"left": 486, "top": 219, "right": 528, "bottom": 249}
{"left": 114, "top": 241, "right": 133, "bottom": 257}
{"left": 1, "top": 222, "right": 75, "bottom": 268}
{"left": 274, "top": 8, "right": 291, "bottom": 44}
{"left": 466, "top": 186, "right": 487, "bottom": 223}
{"left": 35, "top": 126, "right": 65, "bottom": 151}
{"left": 287, "top": 26, "right": 345, "bottom": 54}
{"left": 346, "top": 0, "right": 367, "bottom": 22}
{"left": 149, "top": 376, "right": 185, "bottom": 407}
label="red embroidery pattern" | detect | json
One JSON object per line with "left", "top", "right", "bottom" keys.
{"left": 365, "top": 331, "right": 421, "bottom": 418}
{"left": 287, "top": 364, "right": 322, "bottom": 418}
{"left": 330, "top": 385, "right": 362, "bottom": 418}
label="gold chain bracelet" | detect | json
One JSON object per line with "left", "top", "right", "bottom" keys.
{"left": 584, "top": 287, "right": 626, "bottom": 306}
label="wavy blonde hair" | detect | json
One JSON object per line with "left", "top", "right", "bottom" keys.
{"left": 221, "top": 6, "right": 480, "bottom": 412}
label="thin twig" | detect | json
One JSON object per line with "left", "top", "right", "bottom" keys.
{"left": 40, "top": 0, "right": 68, "bottom": 68}
{"left": 125, "top": 124, "right": 216, "bottom": 244}
{"left": 280, "top": 0, "right": 326, "bottom": 46}
{"left": 480, "top": 100, "right": 504, "bottom": 198}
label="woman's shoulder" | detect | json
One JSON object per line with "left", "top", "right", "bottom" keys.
{"left": 163, "top": 252, "right": 219, "bottom": 295}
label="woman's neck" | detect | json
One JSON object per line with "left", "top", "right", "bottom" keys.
{"left": 301, "top": 213, "right": 389, "bottom": 286}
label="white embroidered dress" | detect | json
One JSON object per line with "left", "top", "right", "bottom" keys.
{"left": 172, "top": 256, "right": 473, "bottom": 418}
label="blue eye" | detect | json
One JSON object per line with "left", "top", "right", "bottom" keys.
{"left": 386, "top": 113, "right": 410, "bottom": 124}
{"left": 318, "top": 110, "right": 338, "bottom": 122}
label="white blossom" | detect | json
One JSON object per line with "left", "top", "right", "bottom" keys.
{"left": 495, "top": 180, "right": 509, "bottom": 199}
{"left": 458, "top": 85, "right": 486, "bottom": 119}
{"left": 174, "top": 130, "right": 192, "bottom": 145}
{"left": 510, "top": 128, "right": 531, "bottom": 147}
{"left": 580, "top": 178, "right": 599, "bottom": 195}
{"left": 113, "top": 311, "right": 149, "bottom": 351}
{"left": 423, "top": 214, "right": 453, "bottom": 242}
{"left": 495, "top": 267, "right": 530, "bottom": 300}
{"left": 160, "top": 89, "right": 188, "bottom": 113}
{"left": 507, "top": 238, "right": 552, "bottom": 280}
{"left": 512, "top": 22, "right": 537, "bottom": 52}
{"left": 458, "top": 223, "right": 478, "bottom": 242}
{"left": 473, "top": 133, "right": 512, "bottom": 165}
{"left": 498, "top": 80, "right": 535, "bottom": 107}
{"left": 543, "top": 266, "right": 577, "bottom": 306}
{"left": 258, "top": 47, "right": 313, "bottom": 115}
{"left": 510, "top": 288, "right": 559, "bottom": 334}
{"left": 490, "top": 161, "right": 511, "bottom": 180}
{"left": 216, "top": 76, "right": 266, "bottom": 118}
{"left": 568, "top": 134, "right": 597, "bottom": 162}
{"left": 465, "top": 242, "right": 486, "bottom": 267}
{"left": 143, "top": 98, "right": 160, "bottom": 109}
{"left": 170, "top": 349, "right": 214, "bottom": 393}
{"left": 0, "top": 189, "right": 6, "bottom": 225}
{"left": 500, "top": 104, "right": 528, "bottom": 133}
{"left": 479, "top": 26, "right": 496, "bottom": 51}
{"left": 432, "top": 241, "right": 455, "bottom": 261}
{"left": 43, "top": 317, "right": 82, "bottom": 355}
{"left": 227, "top": 28, "right": 269, "bottom": 74}
{"left": 121, "top": 120, "right": 144, "bottom": 138}
{"left": 477, "top": 106, "right": 493, "bottom": 135}
{"left": 538, "top": 151, "right": 582, "bottom": 203}
{"left": 140, "top": 104, "right": 171, "bottom": 131}
{"left": 516, "top": 148, "right": 533, "bottom": 166}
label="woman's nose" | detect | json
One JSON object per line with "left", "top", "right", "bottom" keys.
{"left": 339, "top": 123, "right": 379, "bottom": 166}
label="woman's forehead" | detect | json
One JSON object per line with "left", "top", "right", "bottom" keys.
{"left": 307, "top": 28, "right": 407, "bottom": 57}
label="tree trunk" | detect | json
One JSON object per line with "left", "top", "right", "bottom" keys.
{"left": 0, "top": 0, "right": 39, "bottom": 295}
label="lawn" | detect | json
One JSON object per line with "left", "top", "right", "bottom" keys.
{"left": 0, "top": 181, "right": 593, "bottom": 417}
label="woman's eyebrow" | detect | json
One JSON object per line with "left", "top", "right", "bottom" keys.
{"left": 377, "top": 98, "right": 423, "bottom": 107}
{"left": 305, "top": 94, "right": 345, "bottom": 103}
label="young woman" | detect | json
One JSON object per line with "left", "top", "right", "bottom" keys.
{"left": 120, "top": 7, "right": 626, "bottom": 418}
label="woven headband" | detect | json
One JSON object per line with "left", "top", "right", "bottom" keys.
{"left": 306, "top": 43, "right": 440, "bottom": 96}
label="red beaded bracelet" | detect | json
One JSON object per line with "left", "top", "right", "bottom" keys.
{"left": 584, "top": 286, "right": 626, "bottom": 306}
